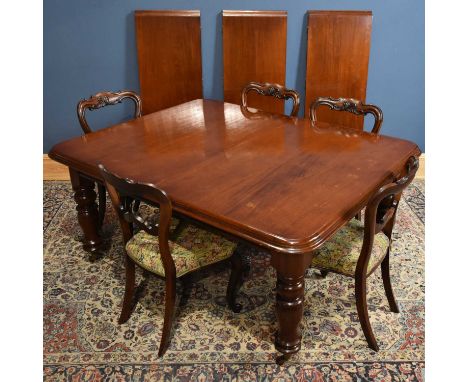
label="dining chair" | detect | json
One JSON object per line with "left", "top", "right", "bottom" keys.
{"left": 77, "top": 90, "right": 142, "bottom": 227}
{"left": 241, "top": 82, "right": 301, "bottom": 117}
{"left": 309, "top": 96, "right": 383, "bottom": 134}
{"left": 309, "top": 156, "right": 418, "bottom": 351}
{"left": 98, "top": 164, "right": 242, "bottom": 357}
{"left": 310, "top": 96, "right": 384, "bottom": 225}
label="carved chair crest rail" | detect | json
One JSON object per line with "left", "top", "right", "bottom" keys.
{"left": 310, "top": 156, "right": 419, "bottom": 351}
{"left": 241, "top": 82, "right": 300, "bottom": 117}
{"left": 98, "top": 164, "right": 241, "bottom": 357}
{"left": 309, "top": 96, "right": 383, "bottom": 134}
{"left": 76, "top": 90, "right": 142, "bottom": 227}
{"left": 77, "top": 90, "right": 142, "bottom": 135}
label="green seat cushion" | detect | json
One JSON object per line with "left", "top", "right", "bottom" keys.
{"left": 310, "top": 219, "right": 390, "bottom": 277}
{"left": 125, "top": 223, "right": 236, "bottom": 278}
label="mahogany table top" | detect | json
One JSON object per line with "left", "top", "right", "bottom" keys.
{"left": 49, "top": 99, "right": 420, "bottom": 254}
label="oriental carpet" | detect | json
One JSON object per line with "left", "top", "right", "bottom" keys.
{"left": 43, "top": 180, "right": 425, "bottom": 381}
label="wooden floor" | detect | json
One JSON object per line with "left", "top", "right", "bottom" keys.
{"left": 43, "top": 154, "right": 70, "bottom": 180}
{"left": 43, "top": 153, "right": 425, "bottom": 181}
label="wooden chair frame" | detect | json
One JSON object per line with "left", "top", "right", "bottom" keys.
{"left": 309, "top": 97, "right": 383, "bottom": 134}
{"left": 310, "top": 96, "right": 384, "bottom": 222}
{"left": 312, "top": 156, "right": 419, "bottom": 351}
{"left": 77, "top": 90, "right": 142, "bottom": 134}
{"left": 241, "top": 82, "right": 300, "bottom": 117}
{"left": 77, "top": 90, "right": 142, "bottom": 227}
{"left": 98, "top": 164, "right": 243, "bottom": 357}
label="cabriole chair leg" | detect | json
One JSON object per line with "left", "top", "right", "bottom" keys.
{"left": 381, "top": 247, "right": 399, "bottom": 313}
{"left": 158, "top": 277, "right": 177, "bottom": 357}
{"left": 227, "top": 248, "right": 244, "bottom": 313}
{"left": 355, "top": 275, "right": 379, "bottom": 351}
{"left": 119, "top": 256, "right": 136, "bottom": 324}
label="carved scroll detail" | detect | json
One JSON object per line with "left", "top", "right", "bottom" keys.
{"left": 241, "top": 82, "right": 300, "bottom": 117}
{"left": 372, "top": 156, "right": 419, "bottom": 230}
{"left": 77, "top": 90, "right": 142, "bottom": 134}
{"left": 309, "top": 97, "right": 383, "bottom": 134}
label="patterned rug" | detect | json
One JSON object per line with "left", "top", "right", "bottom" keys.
{"left": 43, "top": 180, "right": 425, "bottom": 381}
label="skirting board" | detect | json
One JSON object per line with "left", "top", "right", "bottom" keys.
{"left": 43, "top": 153, "right": 425, "bottom": 181}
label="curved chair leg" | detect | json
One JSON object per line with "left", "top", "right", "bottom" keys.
{"left": 97, "top": 183, "right": 106, "bottom": 228}
{"left": 119, "top": 255, "right": 136, "bottom": 324}
{"left": 227, "top": 248, "right": 244, "bottom": 313}
{"left": 241, "top": 249, "right": 252, "bottom": 280}
{"left": 229, "top": 242, "right": 251, "bottom": 279}
{"left": 158, "top": 276, "right": 177, "bottom": 357}
{"left": 355, "top": 275, "right": 379, "bottom": 351}
{"left": 381, "top": 247, "right": 399, "bottom": 313}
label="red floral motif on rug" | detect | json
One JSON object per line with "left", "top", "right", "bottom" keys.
{"left": 43, "top": 180, "right": 425, "bottom": 381}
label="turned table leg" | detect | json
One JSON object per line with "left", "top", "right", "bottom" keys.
{"left": 271, "top": 252, "right": 309, "bottom": 365}
{"left": 69, "top": 169, "right": 103, "bottom": 260}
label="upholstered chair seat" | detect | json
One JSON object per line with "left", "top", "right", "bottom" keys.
{"left": 308, "top": 157, "right": 419, "bottom": 352}
{"left": 99, "top": 164, "right": 244, "bottom": 357}
{"left": 310, "top": 220, "right": 389, "bottom": 277}
{"left": 126, "top": 224, "right": 236, "bottom": 278}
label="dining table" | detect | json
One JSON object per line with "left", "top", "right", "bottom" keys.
{"left": 48, "top": 98, "right": 421, "bottom": 363}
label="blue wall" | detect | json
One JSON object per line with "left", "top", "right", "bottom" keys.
{"left": 44, "top": 0, "right": 424, "bottom": 152}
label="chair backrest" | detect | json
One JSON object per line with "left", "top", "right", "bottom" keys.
{"left": 356, "top": 156, "right": 419, "bottom": 276}
{"left": 98, "top": 164, "right": 176, "bottom": 278}
{"left": 309, "top": 97, "right": 383, "bottom": 134}
{"left": 77, "top": 90, "right": 142, "bottom": 134}
{"left": 241, "top": 82, "right": 301, "bottom": 117}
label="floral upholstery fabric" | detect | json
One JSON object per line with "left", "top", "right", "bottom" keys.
{"left": 125, "top": 223, "right": 236, "bottom": 278}
{"left": 310, "top": 219, "right": 390, "bottom": 277}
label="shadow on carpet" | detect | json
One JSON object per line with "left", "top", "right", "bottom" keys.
{"left": 43, "top": 180, "right": 425, "bottom": 381}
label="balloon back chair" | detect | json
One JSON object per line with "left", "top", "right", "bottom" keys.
{"left": 310, "top": 96, "right": 384, "bottom": 223}
{"left": 77, "top": 90, "right": 142, "bottom": 227}
{"left": 309, "top": 156, "right": 419, "bottom": 351}
{"left": 98, "top": 164, "right": 242, "bottom": 357}
{"left": 241, "top": 82, "right": 301, "bottom": 117}
{"left": 309, "top": 96, "right": 383, "bottom": 134}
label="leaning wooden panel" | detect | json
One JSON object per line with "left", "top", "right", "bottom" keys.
{"left": 135, "top": 10, "right": 203, "bottom": 115}
{"left": 305, "top": 11, "right": 372, "bottom": 129}
{"left": 223, "top": 10, "right": 287, "bottom": 114}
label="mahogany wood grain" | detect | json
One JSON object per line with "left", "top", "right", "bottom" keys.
{"left": 69, "top": 168, "right": 103, "bottom": 260}
{"left": 241, "top": 82, "right": 301, "bottom": 117}
{"left": 309, "top": 157, "right": 418, "bottom": 351}
{"left": 77, "top": 90, "right": 142, "bottom": 135}
{"left": 223, "top": 10, "right": 287, "bottom": 114}
{"left": 135, "top": 10, "right": 203, "bottom": 115}
{"left": 76, "top": 90, "right": 143, "bottom": 228}
{"left": 305, "top": 11, "right": 372, "bottom": 129}
{"left": 50, "top": 99, "right": 420, "bottom": 256}
{"left": 49, "top": 99, "right": 420, "bottom": 361}
{"left": 100, "top": 164, "right": 242, "bottom": 356}
{"left": 271, "top": 250, "right": 310, "bottom": 363}
{"left": 310, "top": 97, "right": 383, "bottom": 134}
